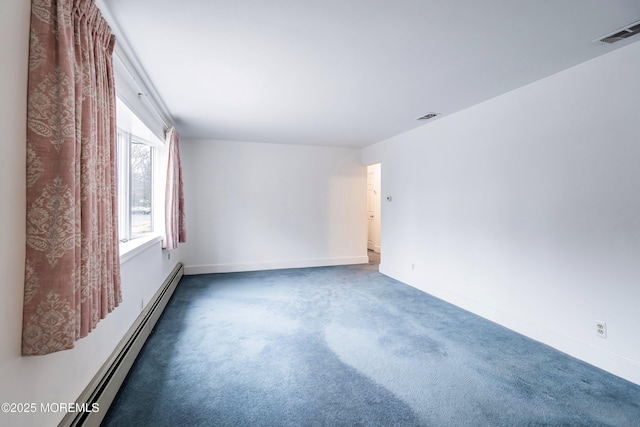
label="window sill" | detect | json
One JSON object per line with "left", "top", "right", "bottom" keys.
{"left": 120, "top": 234, "right": 163, "bottom": 264}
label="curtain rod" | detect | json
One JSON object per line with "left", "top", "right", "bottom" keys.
{"left": 113, "top": 48, "right": 172, "bottom": 132}
{"left": 97, "top": 0, "right": 173, "bottom": 133}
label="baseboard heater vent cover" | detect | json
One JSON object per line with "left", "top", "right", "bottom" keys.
{"left": 60, "top": 262, "right": 184, "bottom": 427}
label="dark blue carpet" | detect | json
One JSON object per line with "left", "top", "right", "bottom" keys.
{"left": 102, "top": 263, "right": 640, "bottom": 426}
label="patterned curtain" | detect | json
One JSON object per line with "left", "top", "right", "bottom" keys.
{"left": 164, "top": 127, "right": 186, "bottom": 250}
{"left": 23, "top": 0, "right": 121, "bottom": 355}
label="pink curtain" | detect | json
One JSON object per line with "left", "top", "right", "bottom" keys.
{"left": 23, "top": 0, "right": 121, "bottom": 355}
{"left": 164, "top": 127, "right": 186, "bottom": 250}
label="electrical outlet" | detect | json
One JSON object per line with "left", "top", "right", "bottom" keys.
{"left": 595, "top": 321, "right": 607, "bottom": 338}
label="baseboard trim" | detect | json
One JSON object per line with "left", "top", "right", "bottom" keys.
{"left": 185, "top": 256, "right": 369, "bottom": 275}
{"left": 60, "top": 262, "right": 184, "bottom": 427}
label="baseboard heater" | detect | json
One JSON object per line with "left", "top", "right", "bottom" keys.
{"left": 60, "top": 262, "right": 184, "bottom": 427}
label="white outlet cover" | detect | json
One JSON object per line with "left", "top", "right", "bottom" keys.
{"left": 595, "top": 321, "right": 607, "bottom": 338}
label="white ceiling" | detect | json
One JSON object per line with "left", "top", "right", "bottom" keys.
{"left": 100, "top": 0, "right": 640, "bottom": 147}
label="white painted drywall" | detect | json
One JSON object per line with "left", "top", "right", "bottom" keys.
{"left": 362, "top": 41, "right": 640, "bottom": 385}
{"left": 0, "top": 4, "right": 183, "bottom": 426}
{"left": 181, "top": 139, "right": 368, "bottom": 274}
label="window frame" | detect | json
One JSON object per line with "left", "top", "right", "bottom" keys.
{"left": 116, "top": 125, "right": 161, "bottom": 244}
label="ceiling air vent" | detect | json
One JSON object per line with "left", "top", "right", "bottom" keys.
{"left": 417, "top": 112, "right": 439, "bottom": 121}
{"left": 597, "top": 20, "right": 640, "bottom": 44}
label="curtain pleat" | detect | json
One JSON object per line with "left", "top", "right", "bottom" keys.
{"left": 164, "top": 127, "right": 186, "bottom": 250}
{"left": 23, "top": 0, "right": 121, "bottom": 355}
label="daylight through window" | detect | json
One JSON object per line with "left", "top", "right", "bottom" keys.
{"left": 116, "top": 97, "right": 162, "bottom": 242}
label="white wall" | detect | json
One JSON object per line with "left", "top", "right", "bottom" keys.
{"left": 0, "top": 3, "right": 182, "bottom": 426}
{"left": 362, "top": 41, "right": 640, "bottom": 385}
{"left": 182, "top": 139, "right": 367, "bottom": 274}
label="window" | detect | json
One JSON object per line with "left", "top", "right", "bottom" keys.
{"left": 116, "top": 97, "right": 163, "bottom": 243}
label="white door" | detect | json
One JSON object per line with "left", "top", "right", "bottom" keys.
{"left": 367, "top": 167, "right": 375, "bottom": 250}
{"left": 372, "top": 163, "right": 381, "bottom": 253}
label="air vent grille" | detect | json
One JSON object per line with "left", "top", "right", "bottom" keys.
{"left": 597, "top": 20, "right": 640, "bottom": 44}
{"left": 417, "top": 112, "right": 439, "bottom": 121}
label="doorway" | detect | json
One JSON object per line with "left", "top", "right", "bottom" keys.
{"left": 366, "top": 163, "right": 381, "bottom": 266}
